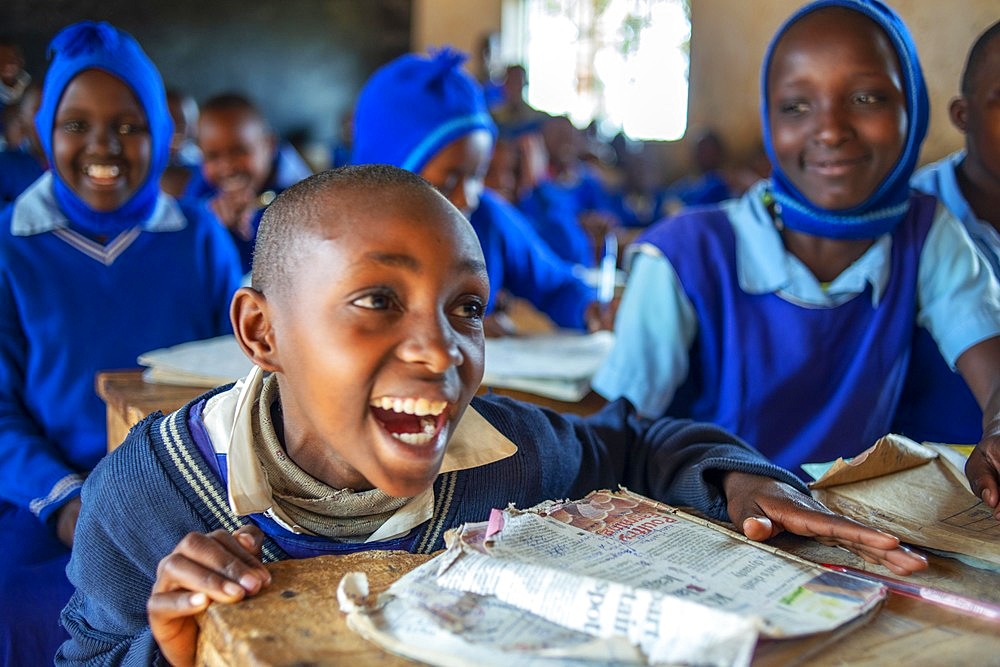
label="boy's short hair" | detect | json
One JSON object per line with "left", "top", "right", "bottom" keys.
{"left": 200, "top": 92, "right": 267, "bottom": 124}
{"left": 961, "top": 20, "right": 1000, "bottom": 96}
{"left": 251, "top": 165, "right": 439, "bottom": 295}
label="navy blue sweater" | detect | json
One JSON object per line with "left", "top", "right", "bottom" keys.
{"left": 57, "top": 391, "right": 804, "bottom": 665}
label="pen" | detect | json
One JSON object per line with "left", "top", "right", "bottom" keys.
{"left": 821, "top": 563, "right": 1000, "bottom": 623}
{"left": 598, "top": 232, "right": 618, "bottom": 304}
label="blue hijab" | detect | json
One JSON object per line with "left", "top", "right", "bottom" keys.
{"left": 35, "top": 21, "right": 173, "bottom": 236}
{"left": 351, "top": 48, "right": 497, "bottom": 173}
{"left": 760, "top": 0, "right": 929, "bottom": 239}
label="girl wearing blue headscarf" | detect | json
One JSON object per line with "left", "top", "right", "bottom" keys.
{"left": 351, "top": 49, "right": 598, "bottom": 334}
{"left": 0, "top": 21, "right": 241, "bottom": 663}
{"left": 593, "top": 0, "right": 1000, "bottom": 504}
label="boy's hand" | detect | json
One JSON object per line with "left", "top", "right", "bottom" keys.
{"left": 148, "top": 525, "right": 271, "bottom": 667}
{"left": 208, "top": 187, "right": 257, "bottom": 240}
{"left": 966, "top": 436, "right": 1000, "bottom": 518}
{"left": 722, "top": 471, "right": 928, "bottom": 576}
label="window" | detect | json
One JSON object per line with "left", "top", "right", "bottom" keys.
{"left": 502, "top": 0, "right": 691, "bottom": 141}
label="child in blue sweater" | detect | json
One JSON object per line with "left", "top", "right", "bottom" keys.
{"left": 0, "top": 21, "right": 242, "bottom": 665}
{"left": 593, "top": 0, "right": 1000, "bottom": 508}
{"left": 183, "top": 93, "right": 313, "bottom": 274}
{"left": 57, "top": 165, "right": 926, "bottom": 666}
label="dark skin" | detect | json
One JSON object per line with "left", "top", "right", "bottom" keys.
{"left": 147, "top": 179, "right": 926, "bottom": 667}
{"left": 769, "top": 9, "right": 1000, "bottom": 513}
{"left": 949, "top": 31, "right": 1000, "bottom": 232}
{"left": 197, "top": 107, "right": 276, "bottom": 240}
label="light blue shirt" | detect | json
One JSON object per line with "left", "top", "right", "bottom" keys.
{"left": 911, "top": 150, "right": 1000, "bottom": 278}
{"left": 592, "top": 180, "right": 1000, "bottom": 417}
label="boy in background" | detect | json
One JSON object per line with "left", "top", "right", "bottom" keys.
{"left": 58, "top": 165, "right": 926, "bottom": 666}
{"left": 893, "top": 20, "right": 1000, "bottom": 446}
{"left": 184, "top": 93, "right": 313, "bottom": 273}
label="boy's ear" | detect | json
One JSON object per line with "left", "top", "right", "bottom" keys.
{"left": 231, "top": 286, "right": 281, "bottom": 372}
{"left": 949, "top": 96, "right": 969, "bottom": 134}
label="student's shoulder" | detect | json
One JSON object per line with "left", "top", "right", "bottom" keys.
{"left": 90, "top": 389, "right": 220, "bottom": 502}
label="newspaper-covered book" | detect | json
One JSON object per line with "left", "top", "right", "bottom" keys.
{"left": 339, "top": 490, "right": 886, "bottom": 667}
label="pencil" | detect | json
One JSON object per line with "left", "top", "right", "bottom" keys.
{"left": 821, "top": 563, "right": 1000, "bottom": 623}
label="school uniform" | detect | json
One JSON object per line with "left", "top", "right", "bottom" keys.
{"left": 184, "top": 142, "right": 313, "bottom": 273}
{"left": 890, "top": 151, "right": 998, "bottom": 445}
{"left": 594, "top": 0, "right": 1000, "bottom": 475}
{"left": 58, "top": 367, "right": 805, "bottom": 664}
{"left": 350, "top": 49, "right": 597, "bottom": 330}
{"left": 472, "top": 189, "right": 595, "bottom": 328}
{"left": 592, "top": 182, "right": 1000, "bottom": 473}
{"left": 0, "top": 148, "right": 44, "bottom": 206}
{"left": 0, "top": 21, "right": 243, "bottom": 666}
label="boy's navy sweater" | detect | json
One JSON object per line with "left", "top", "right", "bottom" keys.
{"left": 58, "top": 390, "right": 804, "bottom": 665}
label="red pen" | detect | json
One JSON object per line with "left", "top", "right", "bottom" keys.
{"left": 821, "top": 563, "right": 1000, "bottom": 623}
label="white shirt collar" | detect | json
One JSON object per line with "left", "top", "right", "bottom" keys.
{"left": 202, "top": 365, "right": 518, "bottom": 542}
{"left": 728, "top": 181, "right": 893, "bottom": 307}
{"left": 10, "top": 171, "right": 187, "bottom": 237}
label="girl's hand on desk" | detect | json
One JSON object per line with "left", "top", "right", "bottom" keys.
{"left": 966, "top": 437, "right": 1000, "bottom": 519}
{"left": 722, "top": 471, "right": 929, "bottom": 576}
{"left": 148, "top": 524, "right": 271, "bottom": 667}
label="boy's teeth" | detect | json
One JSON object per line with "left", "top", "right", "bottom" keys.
{"left": 392, "top": 432, "right": 434, "bottom": 445}
{"left": 371, "top": 397, "right": 446, "bottom": 416}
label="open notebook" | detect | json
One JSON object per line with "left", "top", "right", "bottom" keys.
{"left": 138, "top": 331, "right": 614, "bottom": 402}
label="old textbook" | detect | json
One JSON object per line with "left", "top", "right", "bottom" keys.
{"left": 338, "top": 490, "right": 885, "bottom": 667}
{"left": 809, "top": 433, "right": 1000, "bottom": 570}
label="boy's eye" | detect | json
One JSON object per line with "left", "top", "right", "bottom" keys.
{"left": 452, "top": 298, "right": 485, "bottom": 321}
{"left": 61, "top": 120, "right": 87, "bottom": 133}
{"left": 352, "top": 291, "right": 395, "bottom": 310}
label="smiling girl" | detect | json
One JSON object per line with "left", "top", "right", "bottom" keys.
{"left": 0, "top": 21, "right": 241, "bottom": 664}
{"left": 593, "top": 0, "right": 1000, "bottom": 508}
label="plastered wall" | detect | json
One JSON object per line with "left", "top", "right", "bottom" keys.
{"left": 415, "top": 0, "right": 999, "bottom": 180}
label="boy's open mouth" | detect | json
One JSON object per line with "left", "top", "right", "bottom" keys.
{"left": 369, "top": 396, "right": 448, "bottom": 446}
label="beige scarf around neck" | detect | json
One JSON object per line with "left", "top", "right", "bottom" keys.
{"left": 252, "top": 373, "right": 410, "bottom": 540}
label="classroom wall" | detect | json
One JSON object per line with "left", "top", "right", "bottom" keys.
{"left": 685, "top": 0, "right": 998, "bottom": 177}
{"left": 0, "top": 0, "right": 411, "bottom": 150}
{"left": 3, "top": 1, "right": 995, "bottom": 178}
{"left": 415, "top": 0, "right": 998, "bottom": 181}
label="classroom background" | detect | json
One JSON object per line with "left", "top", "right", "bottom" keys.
{"left": 3, "top": 0, "right": 995, "bottom": 187}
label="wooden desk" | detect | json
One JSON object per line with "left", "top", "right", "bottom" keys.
{"left": 96, "top": 370, "right": 608, "bottom": 451}
{"left": 196, "top": 537, "right": 1000, "bottom": 666}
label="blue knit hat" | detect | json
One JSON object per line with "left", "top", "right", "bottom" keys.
{"left": 761, "top": 0, "right": 929, "bottom": 239}
{"left": 35, "top": 21, "right": 173, "bottom": 235}
{"left": 351, "top": 48, "right": 497, "bottom": 173}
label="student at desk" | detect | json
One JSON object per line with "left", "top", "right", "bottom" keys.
{"left": 0, "top": 21, "right": 242, "bottom": 664}
{"left": 593, "top": 0, "right": 1000, "bottom": 508}
{"left": 57, "top": 165, "right": 927, "bottom": 666}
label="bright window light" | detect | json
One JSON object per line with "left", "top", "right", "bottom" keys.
{"left": 512, "top": 0, "right": 690, "bottom": 141}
